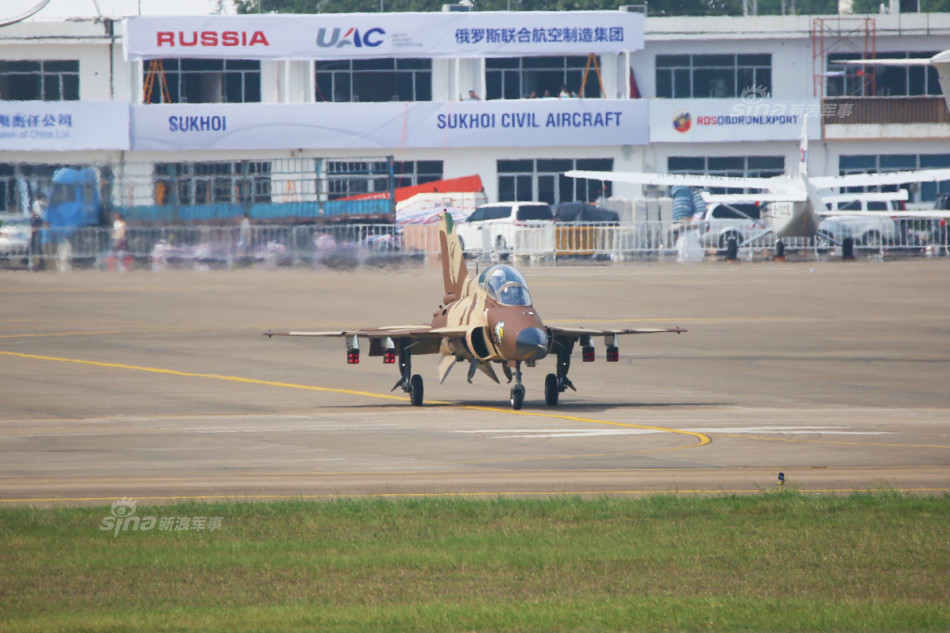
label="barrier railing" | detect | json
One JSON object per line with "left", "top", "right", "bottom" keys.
{"left": 2, "top": 218, "right": 948, "bottom": 271}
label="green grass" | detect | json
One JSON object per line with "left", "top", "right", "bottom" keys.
{"left": 1, "top": 492, "right": 948, "bottom": 632}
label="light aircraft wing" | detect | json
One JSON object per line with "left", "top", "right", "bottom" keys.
{"left": 840, "top": 58, "right": 934, "bottom": 66}
{"left": 815, "top": 209, "right": 950, "bottom": 218}
{"left": 564, "top": 169, "right": 774, "bottom": 190}
{"left": 810, "top": 168, "right": 950, "bottom": 190}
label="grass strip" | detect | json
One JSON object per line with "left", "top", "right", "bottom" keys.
{"left": 1, "top": 492, "right": 948, "bottom": 632}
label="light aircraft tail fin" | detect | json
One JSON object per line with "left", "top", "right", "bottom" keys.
{"left": 439, "top": 211, "right": 469, "bottom": 304}
{"left": 797, "top": 114, "right": 809, "bottom": 179}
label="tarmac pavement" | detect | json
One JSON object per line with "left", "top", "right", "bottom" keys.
{"left": 1, "top": 259, "right": 948, "bottom": 506}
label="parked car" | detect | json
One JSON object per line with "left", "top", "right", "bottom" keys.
{"left": 818, "top": 199, "right": 899, "bottom": 248}
{"left": 691, "top": 203, "right": 769, "bottom": 250}
{"left": 0, "top": 214, "right": 31, "bottom": 264}
{"left": 456, "top": 202, "right": 556, "bottom": 259}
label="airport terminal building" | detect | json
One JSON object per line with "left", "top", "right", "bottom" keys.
{"left": 2, "top": 3, "right": 949, "bottom": 218}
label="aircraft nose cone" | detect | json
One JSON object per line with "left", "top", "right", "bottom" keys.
{"left": 516, "top": 327, "right": 548, "bottom": 361}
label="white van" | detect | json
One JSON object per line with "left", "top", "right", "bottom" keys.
{"left": 455, "top": 202, "right": 555, "bottom": 260}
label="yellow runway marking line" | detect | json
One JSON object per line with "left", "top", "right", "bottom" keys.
{"left": 0, "top": 351, "right": 407, "bottom": 402}
{"left": 4, "top": 488, "right": 950, "bottom": 505}
{"left": 0, "top": 350, "right": 711, "bottom": 449}
{"left": 0, "top": 330, "right": 124, "bottom": 340}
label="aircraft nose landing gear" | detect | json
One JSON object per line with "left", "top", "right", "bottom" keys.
{"left": 509, "top": 361, "right": 525, "bottom": 410}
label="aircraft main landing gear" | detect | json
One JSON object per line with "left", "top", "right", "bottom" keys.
{"left": 545, "top": 339, "right": 577, "bottom": 406}
{"left": 392, "top": 346, "right": 424, "bottom": 406}
{"left": 544, "top": 373, "right": 559, "bottom": 406}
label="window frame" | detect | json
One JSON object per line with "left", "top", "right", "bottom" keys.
{"left": 486, "top": 55, "right": 601, "bottom": 100}
{"left": 315, "top": 58, "right": 432, "bottom": 103}
{"left": 655, "top": 54, "right": 772, "bottom": 99}
{"left": 143, "top": 58, "right": 262, "bottom": 104}
{"left": 498, "top": 158, "right": 612, "bottom": 205}
{"left": 0, "top": 60, "right": 80, "bottom": 102}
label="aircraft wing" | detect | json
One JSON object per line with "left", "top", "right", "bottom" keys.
{"left": 840, "top": 58, "right": 934, "bottom": 66}
{"left": 810, "top": 168, "right": 950, "bottom": 190}
{"left": 564, "top": 169, "right": 774, "bottom": 190}
{"left": 814, "top": 209, "right": 950, "bottom": 218}
{"left": 548, "top": 325, "right": 686, "bottom": 338}
{"left": 264, "top": 325, "right": 468, "bottom": 339}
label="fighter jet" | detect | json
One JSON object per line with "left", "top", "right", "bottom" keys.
{"left": 265, "top": 212, "right": 684, "bottom": 410}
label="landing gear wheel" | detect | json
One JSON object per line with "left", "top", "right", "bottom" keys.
{"left": 510, "top": 385, "right": 525, "bottom": 410}
{"left": 544, "top": 373, "right": 559, "bottom": 406}
{"left": 409, "top": 374, "right": 424, "bottom": 406}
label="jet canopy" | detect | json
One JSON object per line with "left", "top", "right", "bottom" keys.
{"left": 478, "top": 264, "right": 533, "bottom": 306}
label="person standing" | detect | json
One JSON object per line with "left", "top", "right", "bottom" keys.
{"left": 111, "top": 212, "right": 128, "bottom": 271}
{"left": 29, "top": 195, "right": 46, "bottom": 271}
{"left": 238, "top": 212, "right": 252, "bottom": 260}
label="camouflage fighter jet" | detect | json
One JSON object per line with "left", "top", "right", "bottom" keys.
{"left": 265, "top": 212, "right": 685, "bottom": 409}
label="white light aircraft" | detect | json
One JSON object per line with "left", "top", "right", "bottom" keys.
{"left": 565, "top": 116, "right": 950, "bottom": 248}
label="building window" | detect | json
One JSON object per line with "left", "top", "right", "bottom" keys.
{"left": 392, "top": 160, "right": 443, "bottom": 189}
{"left": 316, "top": 59, "right": 431, "bottom": 102}
{"left": 153, "top": 161, "right": 271, "bottom": 206}
{"left": 143, "top": 59, "right": 261, "bottom": 104}
{"left": 826, "top": 52, "right": 942, "bottom": 97}
{"left": 486, "top": 56, "right": 600, "bottom": 100}
{"left": 498, "top": 158, "right": 612, "bottom": 204}
{"left": 839, "top": 154, "right": 950, "bottom": 202}
{"left": 326, "top": 159, "right": 391, "bottom": 200}
{"left": 669, "top": 155, "right": 784, "bottom": 193}
{"left": 655, "top": 54, "right": 771, "bottom": 99}
{"left": 0, "top": 60, "right": 79, "bottom": 101}
{"left": 0, "top": 163, "right": 62, "bottom": 214}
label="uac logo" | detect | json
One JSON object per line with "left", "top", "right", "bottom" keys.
{"left": 316, "top": 27, "right": 385, "bottom": 48}
{"left": 99, "top": 497, "right": 155, "bottom": 537}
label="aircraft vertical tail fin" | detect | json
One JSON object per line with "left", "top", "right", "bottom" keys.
{"left": 797, "top": 114, "right": 809, "bottom": 179}
{"left": 796, "top": 114, "right": 827, "bottom": 220}
{"left": 439, "top": 211, "right": 469, "bottom": 303}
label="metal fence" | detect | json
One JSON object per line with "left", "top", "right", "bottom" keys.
{"left": 3, "top": 219, "right": 949, "bottom": 272}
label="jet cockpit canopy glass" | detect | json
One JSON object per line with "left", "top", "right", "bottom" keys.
{"left": 478, "top": 264, "right": 532, "bottom": 306}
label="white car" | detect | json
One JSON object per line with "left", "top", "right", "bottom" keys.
{"left": 0, "top": 214, "right": 32, "bottom": 262}
{"left": 818, "top": 200, "right": 899, "bottom": 248}
{"left": 456, "top": 202, "right": 556, "bottom": 260}
{"left": 691, "top": 204, "right": 770, "bottom": 251}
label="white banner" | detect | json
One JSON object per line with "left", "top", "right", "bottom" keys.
{"left": 650, "top": 98, "right": 822, "bottom": 143}
{"left": 124, "top": 11, "right": 644, "bottom": 60}
{"left": 131, "top": 100, "right": 648, "bottom": 151}
{"left": 0, "top": 102, "right": 130, "bottom": 151}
